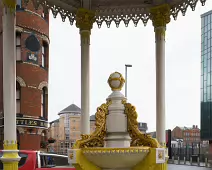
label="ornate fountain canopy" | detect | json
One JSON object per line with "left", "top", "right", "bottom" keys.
{"left": 17, "top": 0, "right": 207, "bottom": 27}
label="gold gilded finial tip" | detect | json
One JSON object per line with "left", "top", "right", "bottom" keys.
{"left": 107, "top": 72, "right": 125, "bottom": 91}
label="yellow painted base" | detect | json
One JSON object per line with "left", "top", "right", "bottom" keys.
{"left": 3, "top": 162, "right": 18, "bottom": 170}
{"left": 133, "top": 148, "right": 167, "bottom": 170}
{"left": 73, "top": 148, "right": 167, "bottom": 170}
{"left": 0, "top": 141, "right": 20, "bottom": 170}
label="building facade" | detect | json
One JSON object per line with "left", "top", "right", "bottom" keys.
{"left": 48, "top": 104, "right": 88, "bottom": 154}
{"left": 201, "top": 10, "right": 212, "bottom": 141}
{"left": 0, "top": 1, "right": 49, "bottom": 150}
{"left": 148, "top": 126, "right": 200, "bottom": 147}
{"left": 172, "top": 125, "right": 201, "bottom": 146}
{"left": 48, "top": 104, "right": 148, "bottom": 154}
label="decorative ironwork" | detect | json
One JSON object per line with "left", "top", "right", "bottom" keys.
{"left": 21, "top": 0, "right": 206, "bottom": 27}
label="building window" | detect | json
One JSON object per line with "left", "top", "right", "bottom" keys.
{"left": 41, "top": 42, "right": 48, "bottom": 68}
{"left": 65, "top": 142, "right": 69, "bottom": 148}
{"left": 41, "top": 87, "right": 47, "bottom": 118}
{"left": 16, "top": 82, "right": 21, "bottom": 113}
{"left": 60, "top": 142, "right": 63, "bottom": 149}
{"left": 16, "top": 34, "right": 21, "bottom": 61}
{"left": 65, "top": 135, "right": 69, "bottom": 140}
{"left": 16, "top": 0, "right": 22, "bottom": 9}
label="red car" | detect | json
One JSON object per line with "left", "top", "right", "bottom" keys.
{"left": 0, "top": 150, "right": 75, "bottom": 170}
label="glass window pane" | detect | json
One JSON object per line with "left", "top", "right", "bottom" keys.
{"left": 201, "top": 75, "right": 204, "bottom": 88}
{"left": 41, "top": 104, "right": 43, "bottom": 117}
{"left": 207, "top": 86, "right": 210, "bottom": 100}
{"left": 41, "top": 94, "right": 43, "bottom": 104}
{"left": 16, "top": 100, "right": 20, "bottom": 113}
{"left": 204, "top": 80, "right": 207, "bottom": 89}
{"left": 201, "top": 17, "right": 204, "bottom": 28}
{"left": 210, "top": 59, "right": 212, "bottom": 71}
{"left": 42, "top": 55, "right": 45, "bottom": 67}
{"left": 205, "top": 26, "right": 207, "bottom": 33}
{"left": 207, "top": 73, "right": 211, "bottom": 86}
{"left": 42, "top": 46, "right": 45, "bottom": 54}
{"left": 16, "top": 90, "right": 20, "bottom": 99}
{"left": 204, "top": 60, "right": 207, "bottom": 67}
{"left": 16, "top": 35, "right": 21, "bottom": 45}
{"left": 204, "top": 94, "right": 207, "bottom": 101}
{"left": 208, "top": 39, "right": 211, "bottom": 49}
{"left": 208, "top": 60, "right": 211, "bottom": 72}
{"left": 16, "top": 47, "right": 21, "bottom": 61}
{"left": 201, "top": 89, "right": 204, "bottom": 101}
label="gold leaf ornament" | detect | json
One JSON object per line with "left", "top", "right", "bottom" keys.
{"left": 2, "top": 0, "right": 16, "bottom": 11}
{"left": 124, "top": 102, "right": 161, "bottom": 148}
{"left": 73, "top": 100, "right": 111, "bottom": 149}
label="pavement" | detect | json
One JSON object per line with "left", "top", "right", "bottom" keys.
{"left": 168, "top": 164, "right": 210, "bottom": 169}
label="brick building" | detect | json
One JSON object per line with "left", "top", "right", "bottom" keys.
{"left": 0, "top": 1, "right": 49, "bottom": 150}
{"left": 172, "top": 125, "right": 201, "bottom": 146}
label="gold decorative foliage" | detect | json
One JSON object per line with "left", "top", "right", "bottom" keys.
{"left": 150, "top": 4, "right": 171, "bottom": 28}
{"left": 2, "top": 0, "right": 16, "bottom": 12}
{"left": 76, "top": 8, "right": 96, "bottom": 31}
{"left": 123, "top": 102, "right": 161, "bottom": 148}
{"left": 73, "top": 100, "right": 111, "bottom": 149}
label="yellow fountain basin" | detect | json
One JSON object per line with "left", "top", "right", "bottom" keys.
{"left": 82, "top": 147, "right": 150, "bottom": 169}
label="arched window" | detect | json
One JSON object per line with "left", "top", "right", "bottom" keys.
{"left": 16, "top": 82, "right": 21, "bottom": 114}
{"left": 16, "top": 33, "right": 21, "bottom": 61}
{"left": 41, "top": 87, "right": 48, "bottom": 119}
{"left": 41, "top": 42, "right": 48, "bottom": 68}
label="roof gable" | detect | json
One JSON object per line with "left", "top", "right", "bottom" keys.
{"left": 59, "top": 104, "right": 81, "bottom": 114}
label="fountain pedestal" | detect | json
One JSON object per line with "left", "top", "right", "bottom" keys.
{"left": 68, "top": 72, "right": 168, "bottom": 170}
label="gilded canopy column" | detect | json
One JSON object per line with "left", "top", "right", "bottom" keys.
{"left": 76, "top": 8, "right": 95, "bottom": 135}
{"left": 150, "top": 4, "right": 171, "bottom": 146}
{"left": 0, "top": 2, "right": 20, "bottom": 170}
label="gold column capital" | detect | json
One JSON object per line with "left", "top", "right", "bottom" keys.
{"left": 150, "top": 4, "right": 171, "bottom": 28}
{"left": 76, "top": 8, "right": 96, "bottom": 31}
{"left": 2, "top": 0, "right": 16, "bottom": 12}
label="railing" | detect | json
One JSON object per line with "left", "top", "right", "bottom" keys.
{"left": 168, "top": 155, "right": 212, "bottom": 167}
{"left": 167, "top": 146, "right": 211, "bottom": 167}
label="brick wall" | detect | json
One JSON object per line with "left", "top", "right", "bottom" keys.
{"left": 0, "top": 1, "right": 49, "bottom": 150}
{"left": 172, "top": 126, "right": 183, "bottom": 139}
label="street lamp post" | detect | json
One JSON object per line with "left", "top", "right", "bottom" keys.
{"left": 125, "top": 64, "right": 132, "bottom": 98}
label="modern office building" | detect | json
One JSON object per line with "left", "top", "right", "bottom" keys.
{"left": 0, "top": 1, "right": 49, "bottom": 150}
{"left": 200, "top": 10, "right": 212, "bottom": 141}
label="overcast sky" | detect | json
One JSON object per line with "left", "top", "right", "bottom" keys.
{"left": 48, "top": 2, "right": 212, "bottom": 132}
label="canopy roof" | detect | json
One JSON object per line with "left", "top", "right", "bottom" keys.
{"left": 24, "top": 0, "right": 207, "bottom": 27}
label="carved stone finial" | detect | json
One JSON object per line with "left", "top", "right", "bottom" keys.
{"left": 107, "top": 72, "right": 125, "bottom": 91}
{"left": 76, "top": 8, "right": 95, "bottom": 31}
